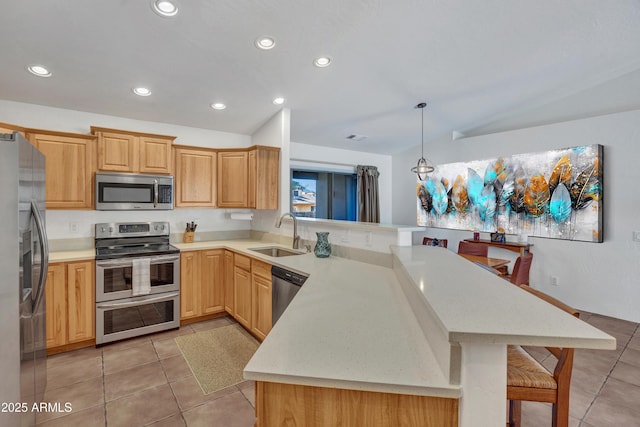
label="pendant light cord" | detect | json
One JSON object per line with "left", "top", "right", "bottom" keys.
{"left": 421, "top": 106, "right": 424, "bottom": 159}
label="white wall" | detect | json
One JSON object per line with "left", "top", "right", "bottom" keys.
{"left": 0, "top": 100, "right": 254, "bottom": 240}
{"left": 250, "top": 110, "right": 400, "bottom": 252}
{"left": 392, "top": 109, "right": 640, "bottom": 322}
{"left": 0, "top": 100, "right": 250, "bottom": 148}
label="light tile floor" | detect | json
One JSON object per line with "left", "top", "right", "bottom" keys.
{"left": 37, "top": 312, "right": 639, "bottom": 426}
{"left": 37, "top": 316, "right": 255, "bottom": 427}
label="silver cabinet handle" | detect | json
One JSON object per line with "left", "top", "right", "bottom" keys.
{"left": 96, "top": 292, "right": 179, "bottom": 309}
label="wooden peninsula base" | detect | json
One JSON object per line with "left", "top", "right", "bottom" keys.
{"left": 254, "top": 381, "right": 458, "bottom": 427}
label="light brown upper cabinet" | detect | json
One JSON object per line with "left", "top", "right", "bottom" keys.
{"left": 174, "top": 146, "right": 217, "bottom": 207}
{"left": 91, "top": 127, "right": 174, "bottom": 175}
{"left": 217, "top": 146, "right": 279, "bottom": 209}
{"left": 27, "top": 130, "right": 96, "bottom": 209}
{"left": 0, "top": 121, "right": 27, "bottom": 137}
{"left": 217, "top": 151, "right": 249, "bottom": 207}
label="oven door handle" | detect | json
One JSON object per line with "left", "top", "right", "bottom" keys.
{"left": 96, "top": 292, "right": 179, "bottom": 309}
{"left": 96, "top": 254, "right": 180, "bottom": 268}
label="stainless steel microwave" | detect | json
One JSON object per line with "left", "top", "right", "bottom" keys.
{"left": 95, "top": 173, "right": 174, "bottom": 210}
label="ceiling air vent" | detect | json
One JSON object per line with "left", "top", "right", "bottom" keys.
{"left": 345, "top": 133, "right": 367, "bottom": 142}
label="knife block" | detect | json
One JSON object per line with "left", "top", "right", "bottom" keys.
{"left": 183, "top": 231, "right": 195, "bottom": 243}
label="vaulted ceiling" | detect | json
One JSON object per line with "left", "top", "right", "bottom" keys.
{"left": 1, "top": 1, "right": 639, "bottom": 154}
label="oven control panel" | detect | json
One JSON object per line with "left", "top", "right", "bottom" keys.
{"left": 95, "top": 222, "right": 170, "bottom": 239}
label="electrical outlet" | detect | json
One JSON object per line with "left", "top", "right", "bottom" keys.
{"left": 551, "top": 276, "right": 559, "bottom": 286}
{"left": 69, "top": 222, "right": 79, "bottom": 233}
{"left": 341, "top": 230, "right": 350, "bottom": 243}
{"left": 633, "top": 231, "right": 640, "bottom": 242}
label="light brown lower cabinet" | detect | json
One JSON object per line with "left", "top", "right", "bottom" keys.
{"left": 233, "top": 256, "right": 252, "bottom": 329}
{"left": 45, "top": 261, "right": 95, "bottom": 352}
{"left": 224, "top": 250, "right": 235, "bottom": 313}
{"left": 255, "top": 382, "right": 459, "bottom": 427}
{"left": 251, "top": 259, "right": 272, "bottom": 341}
{"left": 180, "top": 249, "right": 225, "bottom": 321}
{"left": 181, "top": 248, "right": 274, "bottom": 341}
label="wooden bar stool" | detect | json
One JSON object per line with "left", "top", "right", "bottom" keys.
{"left": 507, "top": 285, "right": 579, "bottom": 427}
{"left": 505, "top": 253, "right": 533, "bottom": 286}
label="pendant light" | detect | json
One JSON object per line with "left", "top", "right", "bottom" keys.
{"left": 411, "top": 102, "right": 434, "bottom": 180}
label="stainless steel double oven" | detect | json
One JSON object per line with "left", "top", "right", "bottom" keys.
{"left": 95, "top": 222, "right": 180, "bottom": 345}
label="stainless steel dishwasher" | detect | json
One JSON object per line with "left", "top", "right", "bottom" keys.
{"left": 271, "top": 266, "right": 308, "bottom": 326}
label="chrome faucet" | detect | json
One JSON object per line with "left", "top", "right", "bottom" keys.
{"left": 276, "top": 212, "right": 300, "bottom": 249}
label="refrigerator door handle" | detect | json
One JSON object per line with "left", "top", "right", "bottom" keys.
{"left": 31, "top": 201, "right": 49, "bottom": 312}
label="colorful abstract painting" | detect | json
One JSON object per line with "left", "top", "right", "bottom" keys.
{"left": 416, "top": 145, "right": 603, "bottom": 242}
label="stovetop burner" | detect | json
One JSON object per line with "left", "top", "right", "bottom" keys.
{"left": 96, "top": 243, "right": 180, "bottom": 260}
{"left": 94, "top": 221, "right": 179, "bottom": 260}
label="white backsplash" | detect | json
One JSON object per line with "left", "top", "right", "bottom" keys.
{"left": 46, "top": 208, "right": 252, "bottom": 241}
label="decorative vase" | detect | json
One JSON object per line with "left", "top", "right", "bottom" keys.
{"left": 314, "top": 232, "right": 331, "bottom": 258}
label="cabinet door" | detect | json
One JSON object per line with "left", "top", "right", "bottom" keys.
{"left": 180, "top": 251, "right": 201, "bottom": 319}
{"left": 175, "top": 148, "right": 217, "bottom": 207}
{"left": 233, "top": 266, "right": 252, "bottom": 329}
{"left": 254, "top": 148, "right": 279, "bottom": 210}
{"left": 28, "top": 133, "right": 94, "bottom": 209}
{"left": 201, "top": 250, "right": 225, "bottom": 315}
{"left": 224, "top": 251, "right": 235, "bottom": 313}
{"left": 97, "top": 132, "right": 137, "bottom": 172}
{"left": 45, "top": 264, "right": 67, "bottom": 349}
{"left": 247, "top": 150, "right": 256, "bottom": 209}
{"left": 66, "top": 261, "right": 95, "bottom": 343}
{"left": 252, "top": 272, "right": 272, "bottom": 341}
{"left": 139, "top": 136, "right": 172, "bottom": 174}
{"left": 217, "top": 151, "right": 249, "bottom": 208}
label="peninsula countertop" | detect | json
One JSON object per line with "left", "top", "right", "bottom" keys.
{"left": 243, "top": 243, "right": 615, "bottom": 400}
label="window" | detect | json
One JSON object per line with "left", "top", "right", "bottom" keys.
{"left": 291, "top": 170, "right": 357, "bottom": 221}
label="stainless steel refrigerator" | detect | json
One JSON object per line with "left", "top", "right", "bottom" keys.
{"left": 0, "top": 132, "right": 48, "bottom": 427}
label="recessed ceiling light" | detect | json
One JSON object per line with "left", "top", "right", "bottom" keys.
{"left": 255, "top": 36, "right": 276, "bottom": 50}
{"left": 272, "top": 97, "right": 285, "bottom": 105}
{"left": 313, "top": 56, "right": 332, "bottom": 68}
{"left": 211, "top": 103, "right": 226, "bottom": 110}
{"left": 26, "top": 65, "right": 52, "bottom": 77}
{"left": 151, "top": 0, "right": 178, "bottom": 17}
{"left": 133, "top": 87, "right": 152, "bottom": 97}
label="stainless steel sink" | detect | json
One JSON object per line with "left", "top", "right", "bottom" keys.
{"left": 249, "top": 246, "right": 305, "bottom": 257}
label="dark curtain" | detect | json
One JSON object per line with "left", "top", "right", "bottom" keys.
{"left": 356, "top": 165, "right": 380, "bottom": 223}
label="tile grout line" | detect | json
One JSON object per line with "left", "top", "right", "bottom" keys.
{"left": 579, "top": 322, "right": 640, "bottom": 425}
{"left": 152, "top": 336, "right": 188, "bottom": 426}
{"left": 101, "top": 347, "right": 107, "bottom": 427}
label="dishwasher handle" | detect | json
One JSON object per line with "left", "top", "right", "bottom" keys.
{"left": 271, "top": 265, "right": 308, "bottom": 287}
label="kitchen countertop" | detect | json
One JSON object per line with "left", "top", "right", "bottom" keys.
{"left": 50, "top": 249, "right": 95, "bottom": 262}
{"left": 50, "top": 238, "right": 615, "bottom": 402}
{"left": 50, "top": 239, "right": 456, "bottom": 396}
{"left": 243, "top": 243, "right": 615, "bottom": 401}
{"left": 392, "top": 245, "right": 615, "bottom": 349}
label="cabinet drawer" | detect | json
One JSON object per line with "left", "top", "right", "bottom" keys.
{"left": 252, "top": 259, "right": 271, "bottom": 280}
{"left": 235, "top": 253, "right": 251, "bottom": 271}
